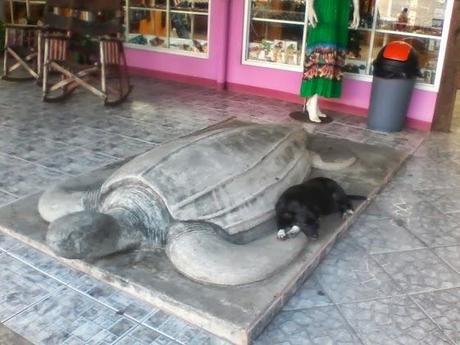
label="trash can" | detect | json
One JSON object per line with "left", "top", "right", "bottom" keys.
{"left": 367, "top": 41, "right": 420, "bottom": 132}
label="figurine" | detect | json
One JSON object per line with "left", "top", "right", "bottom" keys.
{"left": 39, "top": 122, "right": 355, "bottom": 285}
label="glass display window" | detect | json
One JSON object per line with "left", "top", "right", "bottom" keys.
{"left": 5, "top": 0, "right": 46, "bottom": 25}
{"left": 125, "top": 0, "right": 210, "bottom": 56}
{"left": 370, "top": 33, "right": 440, "bottom": 84}
{"left": 375, "top": 0, "right": 445, "bottom": 36}
{"left": 243, "top": 0, "right": 451, "bottom": 88}
{"left": 243, "top": 0, "right": 307, "bottom": 69}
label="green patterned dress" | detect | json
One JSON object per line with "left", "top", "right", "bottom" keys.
{"left": 300, "top": 0, "right": 351, "bottom": 98}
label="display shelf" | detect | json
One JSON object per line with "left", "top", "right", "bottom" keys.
{"left": 8, "top": 0, "right": 45, "bottom": 4}
{"left": 129, "top": 6, "right": 208, "bottom": 14}
{"left": 129, "top": 6, "right": 167, "bottom": 12}
{"left": 352, "top": 27, "right": 442, "bottom": 40}
{"left": 124, "top": 36, "right": 208, "bottom": 58}
{"left": 374, "top": 28, "right": 442, "bottom": 40}
{"left": 251, "top": 9, "right": 305, "bottom": 22}
{"left": 251, "top": 17, "right": 305, "bottom": 26}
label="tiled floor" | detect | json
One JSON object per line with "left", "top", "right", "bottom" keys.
{"left": 0, "top": 77, "right": 459, "bottom": 345}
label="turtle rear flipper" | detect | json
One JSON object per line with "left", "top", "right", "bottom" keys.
{"left": 166, "top": 221, "right": 308, "bottom": 286}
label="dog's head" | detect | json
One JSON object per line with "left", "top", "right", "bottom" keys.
{"left": 278, "top": 202, "right": 319, "bottom": 240}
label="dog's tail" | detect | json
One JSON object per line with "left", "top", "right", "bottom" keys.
{"left": 347, "top": 194, "right": 368, "bottom": 201}
{"left": 311, "top": 152, "right": 356, "bottom": 171}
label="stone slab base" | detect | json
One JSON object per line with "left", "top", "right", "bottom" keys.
{"left": 0, "top": 135, "right": 409, "bottom": 345}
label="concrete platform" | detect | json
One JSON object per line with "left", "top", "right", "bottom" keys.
{"left": 0, "top": 133, "right": 408, "bottom": 345}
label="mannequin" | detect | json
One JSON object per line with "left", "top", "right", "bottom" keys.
{"left": 300, "top": 0, "right": 360, "bottom": 123}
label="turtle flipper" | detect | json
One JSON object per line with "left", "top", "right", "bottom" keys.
{"left": 166, "top": 221, "right": 308, "bottom": 286}
{"left": 38, "top": 165, "right": 117, "bottom": 223}
{"left": 46, "top": 211, "right": 142, "bottom": 259}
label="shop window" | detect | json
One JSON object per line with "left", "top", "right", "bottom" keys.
{"left": 371, "top": 33, "right": 440, "bottom": 84}
{"left": 243, "top": 0, "right": 449, "bottom": 87}
{"left": 244, "top": 0, "right": 307, "bottom": 68}
{"left": 125, "top": 0, "right": 210, "bottom": 56}
{"left": 4, "top": 0, "right": 46, "bottom": 24}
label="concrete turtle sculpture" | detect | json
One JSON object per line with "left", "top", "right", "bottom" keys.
{"left": 39, "top": 121, "right": 355, "bottom": 286}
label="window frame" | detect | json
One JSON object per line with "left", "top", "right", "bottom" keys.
{"left": 123, "top": 0, "right": 212, "bottom": 59}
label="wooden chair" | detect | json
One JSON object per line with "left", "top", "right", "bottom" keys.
{"left": 41, "top": 0, "right": 132, "bottom": 106}
{"left": 2, "top": 0, "right": 44, "bottom": 81}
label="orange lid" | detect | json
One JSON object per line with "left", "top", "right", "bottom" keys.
{"left": 383, "top": 41, "right": 412, "bottom": 61}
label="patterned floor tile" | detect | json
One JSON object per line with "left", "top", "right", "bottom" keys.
{"left": 0, "top": 253, "right": 62, "bottom": 322}
{"left": 314, "top": 237, "right": 403, "bottom": 303}
{"left": 412, "top": 289, "right": 460, "bottom": 344}
{"left": 86, "top": 282, "right": 152, "bottom": 322}
{"left": 418, "top": 188, "right": 460, "bottom": 215}
{"left": 254, "top": 306, "right": 362, "bottom": 345}
{"left": 364, "top": 180, "right": 423, "bottom": 219}
{"left": 142, "top": 309, "right": 230, "bottom": 345}
{"left": 393, "top": 157, "right": 460, "bottom": 191}
{"left": 0, "top": 153, "right": 30, "bottom": 171}
{"left": 0, "top": 190, "right": 16, "bottom": 207}
{"left": 0, "top": 164, "right": 66, "bottom": 197}
{"left": 3, "top": 137, "right": 72, "bottom": 163}
{"left": 339, "top": 296, "right": 453, "bottom": 345}
{"left": 7, "top": 242, "right": 86, "bottom": 284}
{"left": 283, "top": 275, "right": 333, "bottom": 311}
{"left": 348, "top": 214, "right": 426, "bottom": 254}
{"left": 5, "top": 287, "right": 136, "bottom": 345}
{"left": 36, "top": 148, "right": 117, "bottom": 176}
{"left": 43, "top": 125, "right": 116, "bottom": 147}
{"left": 117, "top": 325, "right": 180, "bottom": 345}
{"left": 0, "top": 232, "right": 22, "bottom": 251}
{"left": 433, "top": 246, "right": 460, "bottom": 273}
{"left": 372, "top": 249, "right": 460, "bottom": 294}
{"left": 401, "top": 202, "right": 460, "bottom": 247}
{"left": 82, "top": 133, "right": 156, "bottom": 159}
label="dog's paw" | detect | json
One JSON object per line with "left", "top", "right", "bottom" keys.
{"left": 277, "top": 229, "right": 287, "bottom": 240}
{"left": 342, "top": 209, "right": 354, "bottom": 218}
{"left": 287, "top": 225, "right": 301, "bottom": 238}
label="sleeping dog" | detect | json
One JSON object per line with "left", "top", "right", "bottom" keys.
{"left": 275, "top": 177, "right": 366, "bottom": 241}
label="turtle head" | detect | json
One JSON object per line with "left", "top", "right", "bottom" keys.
{"left": 46, "top": 211, "right": 140, "bottom": 259}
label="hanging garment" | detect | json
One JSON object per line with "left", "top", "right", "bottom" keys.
{"left": 300, "top": 0, "right": 351, "bottom": 98}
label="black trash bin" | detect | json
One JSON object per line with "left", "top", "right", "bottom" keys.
{"left": 367, "top": 41, "right": 420, "bottom": 132}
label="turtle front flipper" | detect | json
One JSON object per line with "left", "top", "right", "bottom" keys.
{"left": 166, "top": 221, "right": 308, "bottom": 286}
{"left": 47, "top": 211, "right": 142, "bottom": 259}
{"left": 38, "top": 164, "right": 118, "bottom": 223}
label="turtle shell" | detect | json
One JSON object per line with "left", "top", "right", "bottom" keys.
{"left": 99, "top": 122, "right": 312, "bottom": 237}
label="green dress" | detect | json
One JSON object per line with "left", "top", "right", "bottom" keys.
{"left": 300, "top": 0, "right": 351, "bottom": 98}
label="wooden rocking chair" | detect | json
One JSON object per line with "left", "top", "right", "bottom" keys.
{"left": 41, "top": 0, "right": 132, "bottom": 106}
{"left": 2, "top": 0, "right": 43, "bottom": 81}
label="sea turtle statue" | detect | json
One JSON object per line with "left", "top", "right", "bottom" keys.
{"left": 38, "top": 121, "right": 355, "bottom": 286}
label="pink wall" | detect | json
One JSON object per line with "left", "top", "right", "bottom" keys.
{"left": 126, "top": 0, "right": 438, "bottom": 125}
{"left": 125, "top": 0, "right": 230, "bottom": 83}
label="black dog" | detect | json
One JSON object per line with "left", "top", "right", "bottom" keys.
{"left": 275, "top": 177, "right": 366, "bottom": 240}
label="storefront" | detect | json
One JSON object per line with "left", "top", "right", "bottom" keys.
{"left": 124, "top": 0, "right": 456, "bottom": 130}
{"left": 9, "top": 0, "right": 452, "bottom": 130}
